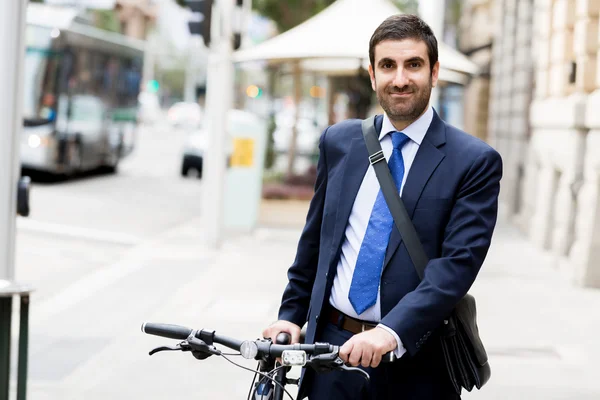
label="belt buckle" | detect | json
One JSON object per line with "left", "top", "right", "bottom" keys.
{"left": 361, "top": 323, "right": 369, "bottom": 332}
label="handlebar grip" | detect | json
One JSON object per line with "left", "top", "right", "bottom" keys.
{"left": 381, "top": 352, "right": 397, "bottom": 363}
{"left": 276, "top": 332, "right": 291, "bottom": 345}
{"left": 142, "top": 322, "right": 193, "bottom": 340}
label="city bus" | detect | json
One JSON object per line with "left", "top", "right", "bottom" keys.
{"left": 22, "top": 4, "right": 145, "bottom": 175}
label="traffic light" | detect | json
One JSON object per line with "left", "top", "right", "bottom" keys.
{"left": 184, "top": 0, "right": 213, "bottom": 47}
{"left": 233, "top": 0, "right": 243, "bottom": 50}
{"left": 146, "top": 80, "right": 160, "bottom": 93}
{"left": 246, "top": 85, "right": 263, "bottom": 98}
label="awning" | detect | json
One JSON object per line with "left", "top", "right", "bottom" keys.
{"left": 233, "top": 0, "right": 479, "bottom": 83}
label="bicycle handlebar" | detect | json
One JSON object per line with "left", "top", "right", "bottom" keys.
{"left": 141, "top": 322, "right": 337, "bottom": 359}
{"left": 141, "top": 320, "right": 396, "bottom": 400}
{"left": 141, "top": 323, "right": 193, "bottom": 340}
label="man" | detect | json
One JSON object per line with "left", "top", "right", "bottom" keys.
{"left": 263, "top": 14, "right": 502, "bottom": 400}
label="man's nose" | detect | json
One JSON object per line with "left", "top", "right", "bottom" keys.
{"left": 392, "top": 68, "right": 410, "bottom": 88}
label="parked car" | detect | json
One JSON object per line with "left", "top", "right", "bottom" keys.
{"left": 180, "top": 110, "right": 261, "bottom": 179}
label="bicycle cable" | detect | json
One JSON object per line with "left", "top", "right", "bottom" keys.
{"left": 247, "top": 362, "right": 260, "bottom": 400}
{"left": 220, "top": 354, "right": 295, "bottom": 400}
{"left": 256, "top": 374, "right": 270, "bottom": 400}
{"left": 251, "top": 364, "right": 291, "bottom": 400}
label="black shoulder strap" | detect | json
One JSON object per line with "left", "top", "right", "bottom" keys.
{"left": 361, "top": 116, "right": 429, "bottom": 280}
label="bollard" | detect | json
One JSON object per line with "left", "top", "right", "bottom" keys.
{"left": 0, "top": 281, "right": 33, "bottom": 400}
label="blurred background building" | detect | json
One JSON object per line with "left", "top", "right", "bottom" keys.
{"left": 114, "top": 0, "right": 157, "bottom": 40}
{"left": 460, "top": 0, "right": 600, "bottom": 288}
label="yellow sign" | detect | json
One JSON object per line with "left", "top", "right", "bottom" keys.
{"left": 231, "top": 138, "right": 255, "bottom": 167}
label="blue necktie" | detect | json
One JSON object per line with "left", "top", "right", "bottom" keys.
{"left": 348, "top": 131, "right": 410, "bottom": 315}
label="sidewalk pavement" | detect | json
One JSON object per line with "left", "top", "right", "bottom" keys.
{"left": 24, "top": 200, "right": 600, "bottom": 399}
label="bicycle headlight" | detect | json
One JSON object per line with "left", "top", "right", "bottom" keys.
{"left": 240, "top": 341, "right": 258, "bottom": 359}
{"left": 281, "top": 350, "right": 307, "bottom": 366}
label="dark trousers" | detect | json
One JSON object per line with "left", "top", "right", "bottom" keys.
{"left": 306, "top": 322, "right": 461, "bottom": 400}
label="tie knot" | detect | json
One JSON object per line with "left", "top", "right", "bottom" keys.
{"left": 391, "top": 131, "right": 409, "bottom": 150}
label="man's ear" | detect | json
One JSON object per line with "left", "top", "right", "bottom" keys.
{"left": 368, "top": 64, "right": 376, "bottom": 92}
{"left": 431, "top": 61, "right": 440, "bottom": 88}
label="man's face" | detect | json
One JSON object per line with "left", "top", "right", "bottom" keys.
{"left": 368, "top": 38, "right": 439, "bottom": 124}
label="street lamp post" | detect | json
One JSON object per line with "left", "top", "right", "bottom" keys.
{"left": 0, "top": 3, "right": 31, "bottom": 400}
{"left": 0, "top": 0, "right": 27, "bottom": 284}
{"left": 184, "top": 0, "right": 251, "bottom": 247}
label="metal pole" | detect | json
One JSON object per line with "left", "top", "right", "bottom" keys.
{"left": 0, "top": 297, "right": 12, "bottom": 400}
{"left": 202, "top": 0, "right": 234, "bottom": 248}
{"left": 286, "top": 61, "right": 302, "bottom": 178}
{"left": 0, "top": 1, "right": 28, "bottom": 397}
{"left": 418, "top": 0, "right": 445, "bottom": 111}
{"left": 142, "top": 31, "right": 156, "bottom": 88}
{"left": 17, "top": 295, "right": 29, "bottom": 400}
{"left": 0, "top": 0, "right": 27, "bottom": 281}
{"left": 241, "top": 0, "right": 252, "bottom": 49}
{"left": 184, "top": 38, "right": 197, "bottom": 103}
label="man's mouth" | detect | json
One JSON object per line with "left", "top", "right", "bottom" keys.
{"left": 390, "top": 91, "right": 413, "bottom": 97}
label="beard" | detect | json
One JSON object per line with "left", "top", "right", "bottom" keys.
{"left": 377, "top": 77, "right": 432, "bottom": 124}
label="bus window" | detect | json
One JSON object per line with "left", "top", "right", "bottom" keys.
{"left": 23, "top": 48, "right": 60, "bottom": 126}
{"left": 69, "top": 95, "right": 104, "bottom": 123}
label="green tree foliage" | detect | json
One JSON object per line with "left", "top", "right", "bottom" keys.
{"left": 173, "top": 0, "right": 418, "bottom": 34}
{"left": 92, "top": 9, "right": 121, "bottom": 33}
{"left": 393, "top": 0, "right": 419, "bottom": 14}
{"left": 253, "top": 0, "right": 419, "bottom": 33}
{"left": 253, "top": 0, "right": 335, "bottom": 33}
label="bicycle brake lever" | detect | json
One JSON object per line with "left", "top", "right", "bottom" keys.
{"left": 306, "top": 354, "right": 371, "bottom": 382}
{"left": 149, "top": 344, "right": 184, "bottom": 356}
{"left": 187, "top": 336, "right": 221, "bottom": 360}
{"left": 338, "top": 363, "right": 370, "bottom": 382}
{"left": 306, "top": 353, "right": 343, "bottom": 373}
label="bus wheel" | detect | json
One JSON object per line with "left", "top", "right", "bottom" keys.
{"left": 102, "top": 139, "right": 122, "bottom": 174}
{"left": 101, "top": 161, "right": 119, "bottom": 174}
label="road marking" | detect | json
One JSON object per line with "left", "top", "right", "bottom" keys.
{"left": 30, "top": 254, "right": 146, "bottom": 327}
{"left": 17, "top": 217, "right": 142, "bottom": 246}
{"left": 28, "top": 217, "right": 215, "bottom": 328}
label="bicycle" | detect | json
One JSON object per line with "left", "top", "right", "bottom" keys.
{"left": 142, "top": 322, "right": 395, "bottom": 400}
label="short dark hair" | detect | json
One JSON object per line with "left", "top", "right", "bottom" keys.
{"left": 369, "top": 14, "right": 438, "bottom": 73}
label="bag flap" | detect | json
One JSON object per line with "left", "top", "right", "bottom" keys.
{"left": 454, "top": 294, "right": 488, "bottom": 366}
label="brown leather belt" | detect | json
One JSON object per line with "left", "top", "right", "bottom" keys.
{"left": 328, "top": 306, "right": 377, "bottom": 334}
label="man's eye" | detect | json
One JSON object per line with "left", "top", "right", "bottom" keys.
{"left": 382, "top": 63, "right": 393, "bottom": 69}
{"left": 409, "top": 62, "right": 421, "bottom": 68}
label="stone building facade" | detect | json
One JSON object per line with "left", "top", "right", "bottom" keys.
{"left": 461, "top": 0, "right": 600, "bottom": 287}
{"left": 115, "top": 0, "right": 156, "bottom": 40}
{"left": 459, "top": 0, "right": 495, "bottom": 143}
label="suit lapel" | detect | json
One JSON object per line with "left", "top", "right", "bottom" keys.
{"left": 329, "top": 137, "right": 370, "bottom": 263}
{"left": 383, "top": 111, "right": 447, "bottom": 268}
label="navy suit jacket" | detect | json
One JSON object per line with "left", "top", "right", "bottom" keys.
{"left": 278, "top": 111, "right": 502, "bottom": 358}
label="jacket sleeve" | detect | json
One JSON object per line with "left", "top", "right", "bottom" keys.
{"left": 380, "top": 148, "right": 503, "bottom": 356}
{"left": 277, "top": 127, "right": 329, "bottom": 327}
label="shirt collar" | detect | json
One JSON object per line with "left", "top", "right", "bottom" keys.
{"left": 379, "top": 105, "right": 434, "bottom": 145}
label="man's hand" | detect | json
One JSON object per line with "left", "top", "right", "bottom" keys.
{"left": 262, "top": 320, "right": 302, "bottom": 344}
{"left": 339, "top": 327, "right": 397, "bottom": 368}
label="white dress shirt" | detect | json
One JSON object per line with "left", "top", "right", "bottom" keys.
{"left": 329, "top": 106, "right": 434, "bottom": 357}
